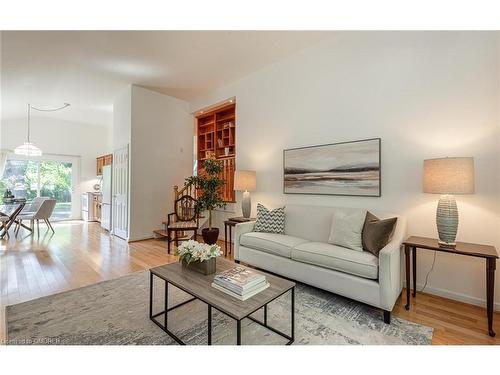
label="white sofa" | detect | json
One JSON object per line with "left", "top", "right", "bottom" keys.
{"left": 234, "top": 204, "right": 407, "bottom": 323}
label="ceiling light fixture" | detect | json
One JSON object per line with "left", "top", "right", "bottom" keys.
{"left": 14, "top": 103, "right": 71, "bottom": 157}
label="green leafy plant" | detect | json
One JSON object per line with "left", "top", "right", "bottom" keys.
{"left": 185, "top": 158, "right": 225, "bottom": 229}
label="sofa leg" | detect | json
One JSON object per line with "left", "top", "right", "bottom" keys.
{"left": 235, "top": 259, "right": 240, "bottom": 264}
{"left": 383, "top": 310, "right": 391, "bottom": 324}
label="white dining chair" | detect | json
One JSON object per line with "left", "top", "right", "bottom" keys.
{"left": 16, "top": 198, "right": 57, "bottom": 235}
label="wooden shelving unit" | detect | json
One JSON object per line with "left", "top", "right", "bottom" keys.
{"left": 196, "top": 103, "right": 236, "bottom": 202}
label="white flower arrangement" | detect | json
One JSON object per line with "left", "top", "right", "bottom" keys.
{"left": 175, "top": 240, "right": 222, "bottom": 264}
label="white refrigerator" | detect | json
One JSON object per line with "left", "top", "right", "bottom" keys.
{"left": 101, "top": 165, "right": 112, "bottom": 231}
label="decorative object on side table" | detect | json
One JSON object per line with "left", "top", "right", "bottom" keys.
{"left": 423, "top": 157, "right": 474, "bottom": 247}
{"left": 186, "top": 158, "right": 226, "bottom": 244}
{"left": 283, "top": 138, "right": 381, "bottom": 196}
{"left": 175, "top": 240, "right": 222, "bottom": 275}
{"left": 234, "top": 170, "right": 256, "bottom": 218}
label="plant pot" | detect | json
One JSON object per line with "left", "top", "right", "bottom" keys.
{"left": 182, "top": 257, "right": 216, "bottom": 275}
{"left": 202, "top": 227, "right": 219, "bottom": 245}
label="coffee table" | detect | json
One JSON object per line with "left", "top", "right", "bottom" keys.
{"left": 149, "top": 258, "right": 295, "bottom": 345}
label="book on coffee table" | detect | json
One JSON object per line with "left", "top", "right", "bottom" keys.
{"left": 211, "top": 281, "right": 270, "bottom": 301}
{"left": 212, "top": 266, "right": 269, "bottom": 300}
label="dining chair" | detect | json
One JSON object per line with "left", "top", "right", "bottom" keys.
{"left": 16, "top": 198, "right": 57, "bottom": 235}
{"left": 21, "top": 197, "right": 46, "bottom": 214}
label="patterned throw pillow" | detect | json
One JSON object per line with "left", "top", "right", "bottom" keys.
{"left": 253, "top": 203, "right": 285, "bottom": 234}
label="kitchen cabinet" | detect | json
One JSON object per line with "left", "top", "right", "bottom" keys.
{"left": 96, "top": 154, "right": 113, "bottom": 176}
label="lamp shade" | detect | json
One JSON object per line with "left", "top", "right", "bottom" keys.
{"left": 234, "top": 170, "right": 256, "bottom": 191}
{"left": 423, "top": 157, "right": 474, "bottom": 194}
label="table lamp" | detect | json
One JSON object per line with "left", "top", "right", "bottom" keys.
{"left": 234, "top": 170, "right": 256, "bottom": 218}
{"left": 423, "top": 157, "right": 474, "bottom": 247}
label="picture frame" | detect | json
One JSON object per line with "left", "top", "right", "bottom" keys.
{"left": 283, "top": 138, "right": 381, "bottom": 197}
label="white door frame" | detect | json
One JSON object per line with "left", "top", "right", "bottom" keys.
{"left": 112, "top": 144, "right": 129, "bottom": 240}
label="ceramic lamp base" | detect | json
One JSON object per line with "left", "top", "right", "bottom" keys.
{"left": 436, "top": 194, "right": 458, "bottom": 247}
{"left": 242, "top": 190, "right": 251, "bottom": 218}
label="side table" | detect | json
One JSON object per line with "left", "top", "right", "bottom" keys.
{"left": 223, "top": 217, "right": 255, "bottom": 256}
{"left": 403, "top": 236, "right": 498, "bottom": 337}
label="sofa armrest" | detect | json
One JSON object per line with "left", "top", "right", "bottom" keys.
{"left": 233, "top": 221, "right": 255, "bottom": 260}
{"left": 378, "top": 216, "right": 407, "bottom": 311}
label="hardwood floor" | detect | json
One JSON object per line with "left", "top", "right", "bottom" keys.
{"left": 1, "top": 221, "right": 498, "bottom": 344}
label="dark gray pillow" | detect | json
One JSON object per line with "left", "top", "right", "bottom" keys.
{"left": 362, "top": 212, "right": 397, "bottom": 257}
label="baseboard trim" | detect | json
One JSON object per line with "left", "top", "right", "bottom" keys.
{"left": 128, "top": 236, "right": 154, "bottom": 243}
{"left": 404, "top": 281, "right": 500, "bottom": 311}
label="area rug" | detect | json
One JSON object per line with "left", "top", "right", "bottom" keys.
{"left": 5, "top": 270, "right": 432, "bottom": 345}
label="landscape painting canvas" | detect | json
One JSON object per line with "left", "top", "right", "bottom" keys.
{"left": 283, "top": 138, "right": 381, "bottom": 196}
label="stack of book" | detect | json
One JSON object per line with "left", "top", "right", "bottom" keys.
{"left": 212, "top": 267, "right": 269, "bottom": 301}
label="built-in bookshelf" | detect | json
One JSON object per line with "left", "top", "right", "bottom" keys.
{"left": 196, "top": 103, "right": 236, "bottom": 202}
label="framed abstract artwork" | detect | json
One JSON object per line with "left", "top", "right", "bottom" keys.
{"left": 283, "top": 138, "right": 381, "bottom": 197}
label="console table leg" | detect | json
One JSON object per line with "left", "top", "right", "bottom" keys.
{"left": 405, "top": 245, "right": 411, "bottom": 310}
{"left": 486, "top": 258, "right": 496, "bottom": 337}
{"left": 412, "top": 246, "right": 417, "bottom": 297}
{"left": 224, "top": 224, "right": 228, "bottom": 256}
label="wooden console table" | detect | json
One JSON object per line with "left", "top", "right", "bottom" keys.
{"left": 403, "top": 236, "right": 498, "bottom": 337}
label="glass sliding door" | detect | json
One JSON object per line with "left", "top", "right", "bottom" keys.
{"left": 1, "top": 155, "right": 79, "bottom": 220}
{"left": 38, "top": 161, "right": 73, "bottom": 219}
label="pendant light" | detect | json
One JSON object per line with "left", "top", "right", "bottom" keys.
{"left": 14, "top": 103, "right": 71, "bottom": 157}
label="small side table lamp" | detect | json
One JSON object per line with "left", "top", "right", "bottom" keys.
{"left": 234, "top": 170, "right": 256, "bottom": 219}
{"left": 423, "top": 157, "right": 474, "bottom": 247}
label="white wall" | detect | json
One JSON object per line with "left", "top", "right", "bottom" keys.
{"left": 113, "top": 86, "right": 132, "bottom": 150}
{"left": 1, "top": 116, "right": 112, "bottom": 214}
{"left": 128, "top": 85, "right": 193, "bottom": 241}
{"left": 191, "top": 31, "right": 500, "bottom": 309}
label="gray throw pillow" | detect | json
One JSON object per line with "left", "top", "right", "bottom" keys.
{"left": 362, "top": 212, "right": 397, "bottom": 257}
{"left": 328, "top": 208, "right": 367, "bottom": 251}
{"left": 253, "top": 203, "right": 285, "bottom": 234}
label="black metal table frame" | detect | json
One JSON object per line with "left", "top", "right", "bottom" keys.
{"left": 149, "top": 271, "right": 295, "bottom": 345}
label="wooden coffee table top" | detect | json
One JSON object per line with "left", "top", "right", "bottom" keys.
{"left": 150, "top": 258, "right": 295, "bottom": 320}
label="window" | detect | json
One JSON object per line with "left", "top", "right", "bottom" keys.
{"left": 1, "top": 156, "right": 77, "bottom": 220}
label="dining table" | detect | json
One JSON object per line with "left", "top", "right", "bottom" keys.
{"left": 0, "top": 201, "right": 29, "bottom": 238}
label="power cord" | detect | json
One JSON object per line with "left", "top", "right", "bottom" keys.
{"left": 420, "top": 251, "right": 437, "bottom": 293}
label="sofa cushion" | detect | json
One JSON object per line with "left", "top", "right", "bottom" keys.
{"left": 240, "top": 232, "right": 309, "bottom": 258}
{"left": 291, "top": 242, "right": 379, "bottom": 279}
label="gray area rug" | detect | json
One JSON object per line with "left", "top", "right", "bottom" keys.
{"left": 6, "top": 270, "right": 432, "bottom": 345}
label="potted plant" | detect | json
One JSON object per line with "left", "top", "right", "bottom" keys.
{"left": 175, "top": 239, "right": 222, "bottom": 275}
{"left": 186, "top": 158, "right": 225, "bottom": 244}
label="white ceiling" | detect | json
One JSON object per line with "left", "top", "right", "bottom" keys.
{"left": 1, "top": 31, "right": 332, "bottom": 126}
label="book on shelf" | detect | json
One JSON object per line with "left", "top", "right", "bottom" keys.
{"left": 213, "top": 266, "right": 266, "bottom": 293}
{"left": 211, "top": 281, "right": 269, "bottom": 301}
